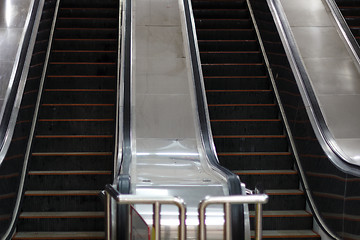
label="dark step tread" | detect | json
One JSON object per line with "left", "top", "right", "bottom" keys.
{"left": 25, "top": 190, "right": 99, "bottom": 196}
{"left": 20, "top": 212, "right": 104, "bottom": 218}
{"left": 32, "top": 152, "right": 112, "bottom": 156}
{"left": 249, "top": 210, "right": 311, "bottom": 217}
{"left": 214, "top": 135, "right": 286, "bottom": 138}
{"left": 236, "top": 170, "right": 297, "bottom": 175}
{"left": 218, "top": 152, "right": 291, "bottom": 156}
{"left": 251, "top": 230, "right": 320, "bottom": 238}
{"left": 13, "top": 231, "right": 104, "bottom": 239}
{"left": 28, "top": 170, "right": 111, "bottom": 175}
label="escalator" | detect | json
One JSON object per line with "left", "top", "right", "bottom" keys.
{"left": 12, "top": 0, "right": 118, "bottom": 238}
{"left": 191, "top": 0, "right": 320, "bottom": 238}
{"left": 335, "top": 0, "right": 360, "bottom": 44}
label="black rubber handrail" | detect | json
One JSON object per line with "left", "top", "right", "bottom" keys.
{"left": 181, "top": 0, "right": 245, "bottom": 239}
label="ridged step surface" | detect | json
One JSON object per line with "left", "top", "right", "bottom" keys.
{"left": 15, "top": 0, "right": 118, "bottom": 238}
{"left": 192, "top": 0, "right": 319, "bottom": 239}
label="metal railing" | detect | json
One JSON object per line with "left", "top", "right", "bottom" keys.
{"left": 198, "top": 194, "right": 268, "bottom": 240}
{"left": 104, "top": 184, "right": 187, "bottom": 240}
{"left": 105, "top": 184, "right": 268, "bottom": 240}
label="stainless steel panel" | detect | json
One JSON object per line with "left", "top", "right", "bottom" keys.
{"left": 291, "top": 27, "right": 349, "bottom": 59}
{"left": 0, "top": 28, "right": 23, "bottom": 62}
{"left": 279, "top": 0, "right": 332, "bottom": 27}
{"left": 130, "top": 0, "right": 229, "bottom": 235}
{"left": 0, "top": 0, "right": 31, "bottom": 28}
{"left": 304, "top": 58, "right": 360, "bottom": 95}
{"left": 279, "top": 0, "right": 360, "bottom": 166}
{"left": 318, "top": 94, "right": 360, "bottom": 139}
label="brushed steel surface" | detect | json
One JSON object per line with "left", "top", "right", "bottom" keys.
{"left": 0, "top": 0, "right": 32, "bottom": 117}
{"left": 130, "top": 0, "right": 229, "bottom": 237}
{"left": 279, "top": 0, "right": 360, "bottom": 166}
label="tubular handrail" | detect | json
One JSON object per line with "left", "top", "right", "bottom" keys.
{"left": 104, "top": 184, "right": 187, "bottom": 240}
{"left": 198, "top": 194, "right": 268, "bottom": 240}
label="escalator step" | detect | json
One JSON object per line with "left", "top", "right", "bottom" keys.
{"left": 31, "top": 152, "right": 113, "bottom": 171}
{"left": 41, "top": 89, "right": 115, "bottom": 104}
{"left": 193, "top": 9, "right": 248, "bottom": 19}
{"left": 200, "top": 51, "right": 262, "bottom": 63}
{"left": 36, "top": 119, "right": 115, "bottom": 135}
{"left": 54, "top": 28, "right": 117, "bottom": 40}
{"left": 52, "top": 39, "right": 117, "bottom": 51}
{"left": 32, "top": 135, "right": 114, "bottom": 152}
{"left": 17, "top": 212, "right": 104, "bottom": 231}
{"left": 218, "top": 152, "right": 292, "bottom": 170}
{"left": 236, "top": 170, "right": 299, "bottom": 189}
{"left": 250, "top": 211, "right": 313, "bottom": 231}
{"left": 210, "top": 119, "right": 282, "bottom": 135}
{"left": 22, "top": 191, "right": 102, "bottom": 212}
{"left": 192, "top": 0, "right": 246, "bottom": 9}
{"left": 198, "top": 40, "right": 258, "bottom": 51}
{"left": 339, "top": 7, "right": 360, "bottom": 16}
{"left": 251, "top": 230, "right": 320, "bottom": 240}
{"left": 26, "top": 171, "right": 112, "bottom": 190}
{"left": 46, "top": 76, "right": 116, "bottom": 89}
{"left": 197, "top": 29, "right": 255, "bottom": 40}
{"left": 262, "top": 190, "right": 305, "bottom": 211}
{"left": 204, "top": 76, "right": 269, "bottom": 90}
{"left": 213, "top": 135, "right": 288, "bottom": 152}
{"left": 13, "top": 231, "right": 104, "bottom": 240}
{"left": 56, "top": 18, "right": 117, "bottom": 29}
{"left": 195, "top": 19, "right": 252, "bottom": 29}
{"left": 61, "top": 0, "right": 117, "bottom": 8}
{"left": 47, "top": 62, "right": 116, "bottom": 76}
{"left": 58, "top": 8, "right": 118, "bottom": 18}
{"left": 50, "top": 50, "right": 117, "bottom": 62}
{"left": 202, "top": 63, "right": 266, "bottom": 76}
{"left": 206, "top": 90, "right": 273, "bottom": 104}
{"left": 208, "top": 104, "right": 278, "bottom": 119}
{"left": 38, "top": 105, "right": 115, "bottom": 119}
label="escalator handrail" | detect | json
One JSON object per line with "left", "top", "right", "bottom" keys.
{"left": 267, "top": 0, "right": 360, "bottom": 177}
{"left": 117, "top": 0, "right": 132, "bottom": 181}
{"left": 1, "top": 0, "right": 60, "bottom": 239}
{"left": 265, "top": 0, "right": 359, "bottom": 238}
{"left": 180, "top": 0, "right": 246, "bottom": 238}
{"left": 0, "top": 0, "right": 40, "bottom": 168}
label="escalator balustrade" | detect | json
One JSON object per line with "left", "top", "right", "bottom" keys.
{"left": 192, "top": 0, "right": 320, "bottom": 238}
{"left": 13, "top": 0, "right": 118, "bottom": 238}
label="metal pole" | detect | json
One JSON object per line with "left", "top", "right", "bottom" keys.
{"left": 153, "top": 202, "right": 161, "bottom": 240}
{"left": 106, "top": 192, "right": 112, "bottom": 240}
{"left": 255, "top": 202, "right": 263, "bottom": 240}
{"left": 224, "top": 202, "right": 231, "bottom": 240}
{"left": 178, "top": 202, "right": 186, "bottom": 240}
{"left": 198, "top": 201, "right": 206, "bottom": 240}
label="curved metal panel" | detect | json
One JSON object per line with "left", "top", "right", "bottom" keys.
{"left": 250, "top": 0, "right": 360, "bottom": 238}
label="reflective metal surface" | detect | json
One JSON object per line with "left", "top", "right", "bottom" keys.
{"left": 130, "top": 0, "right": 230, "bottom": 237}
{"left": 279, "top": 0, "right": 360, "bottom": 165}
{"left": 0, "top": 0, "right": 33, "bottom": 118}
{"left": 251, "top": 0, "right": 360, "bottom": 238}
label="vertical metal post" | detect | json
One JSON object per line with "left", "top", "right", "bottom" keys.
{"left": 106, "top": 192, "right": 112, "bottom": 240}
{"left": 198, "top": 202, "right": 206, "bottom": 240}
{"left": 224, "top": 202, "right": 232, "bottom": 240}
{"left": 179, "top": 203, "right": 186, "bottom": 240}
{"left": 153, "top": 202, "right": 161, "bottom": 240}
{"left": 255, "top": 202, "right": 263, "bottom": 240}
